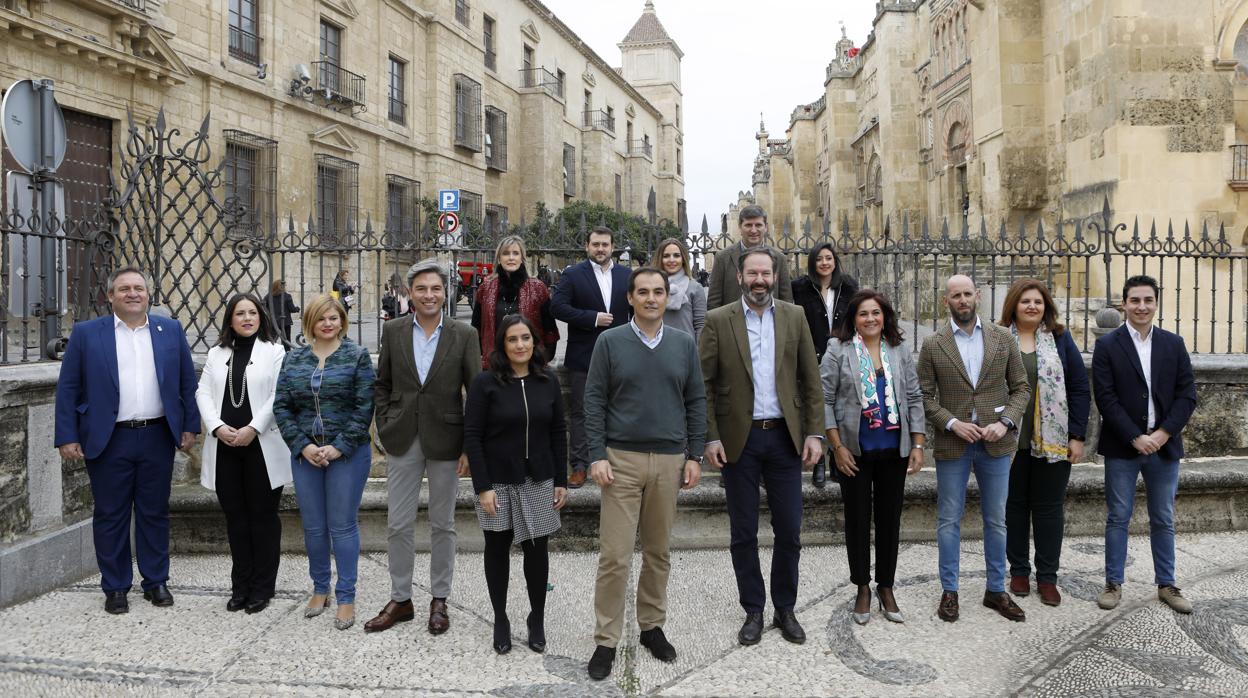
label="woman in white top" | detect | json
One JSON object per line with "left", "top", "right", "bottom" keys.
{"left": 653, "top": 237, "right": 707, "bottom": 341}
{"left": 196, "top": 293, "right": 292, "bottom": 614}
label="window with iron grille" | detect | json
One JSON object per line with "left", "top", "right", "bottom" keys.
{"left": 484, "top": 204, "right": 508, "bottom": 237}
{"left": 229, "top": 0, "right": 260, "bottom": 65}
{"left": 455, "top": 0, "right": 469, "bottom": 26}
{"left": 454, "top": 73, "right": 483, "bottom": 151}
{"left": 483, "top": 15, "right": 496, "bottom": 70}
{"left": 385, "top": 174, "right": 420, "bottom": 244}
{"left": 388, "top": 56, "right": 406, "bottom": 124}
{"left": 484, "top": 106, "right": 507, "bottom": 171}
{"left": 314, "top": 154, "right": 359, "bottom": 244}
{"left": 563, "top": 143, "right": 576, "bottom": 197}
{"left": 223, "top": 129, "right": 277, "bottom": 239}
{"left": 460, "top": 190, "right": 483, "bottom": 226}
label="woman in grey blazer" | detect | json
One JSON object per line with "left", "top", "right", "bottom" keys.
{"left": 653, "top": 237, "right": 706, "bottom": 341}
{"left": 821, "top": 289, "right": 926, "bottom": 625}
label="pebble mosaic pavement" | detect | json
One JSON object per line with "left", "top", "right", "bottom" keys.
{"left": 0, "top": 531, "right": 1246, "bottom": 697}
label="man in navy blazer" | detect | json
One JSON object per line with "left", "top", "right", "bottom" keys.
{"left": 550, "top": 226, "right": 631, "bottom": 488}
{"left": 54, "top": 267, "right": 200, "bottom": 614}
{"left": 1091, "top": 275, "right": 1197, "bottom": 615}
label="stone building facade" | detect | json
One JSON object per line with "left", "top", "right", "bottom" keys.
{"left": 0, "top": 0, "right": 686, "bottom": 238}
{"left": 740, "top": 0, "right": 1248, "bottom": 245}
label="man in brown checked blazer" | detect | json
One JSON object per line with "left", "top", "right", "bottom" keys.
{"left": 918, "top": 274, "right": 1030, "bottom": 624}
{"left": 701, "top": 247, "right": 824, "bottom": 646}
{"left": 366, "top": 260, "right": 481, "bottom": 636}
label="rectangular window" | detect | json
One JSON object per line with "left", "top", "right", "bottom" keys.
{"left": 228, "top": 0, "right": 260, "bottom": 65}
{"left": 385, "top": 174, "right": 420, "bottom": 244}
{"left": 583, "top": 90, "right": 591, "bottom": 119}
{"left": 319, "top": 20, "right": 342, "bottom": 95}
{"left": 522, "top": 44, "right": 535, "bottom": 86}
{"left": 460, "top": 190, "right": 483, "bottom": 226}
{"left": 388, "top": 56, "right": 406, "bottom": 124}
{"left": 314, "top": 154, "right": 359, "bottom": 245}
{"left": 454, "top": 73, "right": 483, "bottom": 151}
{"left": 676, "top": 147, "right": 682, "bottom": 176}
{"left": 556, "top": 69, "right": 566, "bottom": 98}
{"left": 222, "top": 130, "right": 277, "bottom": 239}
{"left": 455, "top": 0, "right": 470, "bottom": 26}
{"left": 484, "top": 106, "right": 508, "bottom": 171}
{"left": 484, "top": 203, "right": 508, "bottom": 236}
{"left": 675, "top": 104, "right": 681, "bottom": 128}
{"left": 483, "top": 15, "right": 496, "bottom": 71}
{"left": 563, "top": 143, "right": 576, "bottom": 197}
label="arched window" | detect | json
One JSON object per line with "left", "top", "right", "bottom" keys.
{"left": 947, "top": 121, "right": 967, "bottom": 165}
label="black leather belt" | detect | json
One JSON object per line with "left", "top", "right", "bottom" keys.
{"left": 751, "top": 418, "right": 785, "bottom": 430}
{"left": 116, "top": 417, "right": 166, "bottom": 429}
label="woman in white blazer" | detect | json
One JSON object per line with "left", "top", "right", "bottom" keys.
{"left": 196, "top": 293, "right": 292, "bottom": 614}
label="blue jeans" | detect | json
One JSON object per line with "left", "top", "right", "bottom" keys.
{"left": 936, "top": 442, "right": 1012, "bottom": 593}
{"left": 292, "top": 444, "right": 371, "bottom": 604}
{"left": 1104, "top": 454, "right": 1179, "bottom": 587}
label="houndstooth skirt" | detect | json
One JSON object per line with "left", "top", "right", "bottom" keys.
{"left": 475, "top": 477, "right": 561, "bottom": 543}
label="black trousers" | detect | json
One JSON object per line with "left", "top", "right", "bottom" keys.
{"left": 482, "top": 530, "right": 548, "bottom": 622}
{"left": 724, "top": 425, "right": 803, "bottom": 614}
{"left": 215, "top": 442, "right": 284, "bottom": 601}
{"left": 839, "top": 449, "right": 908, "bottom": 587}
{"left": 1006, "top": 450, "right": 1072, "bottom": 584}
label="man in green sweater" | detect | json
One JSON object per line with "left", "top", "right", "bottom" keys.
{"left": 582, "top": 267, "right": 707, "bottom": 681}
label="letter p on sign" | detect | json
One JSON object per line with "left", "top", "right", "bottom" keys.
{"left": 438, "top": 189, "right": 460, "bottom": 212}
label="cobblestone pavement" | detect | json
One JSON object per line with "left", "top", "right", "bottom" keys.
{"left": 1, "top": 532, "right": 1246, "bottom": 697}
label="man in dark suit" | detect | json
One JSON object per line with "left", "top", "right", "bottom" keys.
{"left": 917, "top": 274, "right": 1031, "bottom": 623}
{"left": 1091, "top": 275, "right": 1197, "bottom": 614}
{"left": 550, "top": 226, "right": 631, "bottom": 488}
{"left": 701, "top": 247, "right": 823, "bottom": 646}
{"left": 54, "top": 267, "right": 200, "bottom": 614}
{"left": 367, "top": 260, "right": 481, "bottom": 635}
{"left": 706, "top": 205, "right": 793, "bottom": 310}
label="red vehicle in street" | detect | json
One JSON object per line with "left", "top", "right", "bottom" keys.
{"left": 457, "top": 260, "right": 493, "bottom": 307}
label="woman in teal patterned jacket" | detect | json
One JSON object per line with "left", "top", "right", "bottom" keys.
{"left": 275, "top": 293, "right": 375, "bottom": 631}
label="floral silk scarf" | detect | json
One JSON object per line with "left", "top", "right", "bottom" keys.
{"left": 853, "top": 333, "right": 899, "bottom": 431}
{"left": 1012, "top": 324, "right": 1069, "bottom": 463}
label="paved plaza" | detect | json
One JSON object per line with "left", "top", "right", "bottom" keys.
{"left": 0, "top": 531, "right": 1246, "bottom": 696}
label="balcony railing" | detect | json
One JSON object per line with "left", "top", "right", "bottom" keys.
{"left": 629, "top": 140, "right": 652, "bottom": 158}
{"left": 388, "top": 97, "right": 406, "bottom": 124}
{"left": 1232, "top": 145, "right": 1248, "bottom": 191}
{"left": 312, "top": 61, "right": 366, "bottom": 109}
{"left": 583, "top": 109, "right": 615, "bottom": 133}
{"left": 229, "top": 26, "right": 260, "bottom": 65}
{"left": 519, "top": 67, "right": 561, "bottom": 98}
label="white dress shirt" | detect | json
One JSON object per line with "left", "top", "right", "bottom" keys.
{"left": 822, "top": 286, "right": 836, "bottom": 331}
{"left": 412, "top": 315, "right": 444, "bottom": 384}
{"left": 744, "top": 298, "right": 782, "bottom": 420}
{"left": 1128, "top": 324, "right": 1157, "bottom": 430}
{"left": 592, "top": 260, "right": 614, "bottom": 311}
{"left": 630, "top": 319, "right": 664, "bottom": 349}
{"left": 114, "top": 314, "right": 163, "bottom": 421}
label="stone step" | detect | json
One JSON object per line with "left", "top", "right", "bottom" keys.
{"left": 168, "top": 457, "right": 1248, "bottom": 553}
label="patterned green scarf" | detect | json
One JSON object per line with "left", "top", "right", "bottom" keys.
{"left": 1012, "top": 325, "right": 1069, "bottom": 463}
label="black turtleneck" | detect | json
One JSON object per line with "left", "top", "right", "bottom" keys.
{"left": 219, "top": 333, "right": 257, "bottom": 430}
{"left": 494, "top": 265, "right": 528, "bottom": 326}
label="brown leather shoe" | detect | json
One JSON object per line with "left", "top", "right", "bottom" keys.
{"left": 983, "top": 591, "right": 1027, "bottom": 622}
{"left": 568, "top": 469, "right": 587, "bottom": 489}
{"left": 1010, "top": 575, "right": 1030, "bottom": 596}
{"left": 428, "top": 598, "right": 450, "bottom": 635}
{"left": 1037, "top": 582, "right": 1061, "bottom": 607}
{"left": 363, "top": 599, "right": 415, "bottom": 633}
{"left": 937, "top": 591, "right": 959, "bottom": 622}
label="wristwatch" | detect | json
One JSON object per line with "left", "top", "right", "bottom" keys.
{"left": 1000, "top": 416, "right": 1017, "bottom": 431}
{"left": 911, "top": 444, "right": 925, "bottom": 450}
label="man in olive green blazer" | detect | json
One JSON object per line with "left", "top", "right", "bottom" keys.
{"left": 701, "top": 247, "right": 823, "bottom": 646}
{"left": 707, "top": 205, "right": 793, "bottom": 309}
{"left": 368, "top": 260, "right": 481, "bottom": 636}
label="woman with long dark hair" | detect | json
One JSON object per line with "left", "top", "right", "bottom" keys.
{"left": 464, "top": 315, "right": 568, "bottom": 654}
{"left": 792, "top": 242, "right": 859, "bottom": 363}
{"left": 999, "top": 279, "right": 1090, "bottom": 607}
{"left": 472, "top": 235, "right": 560, "bottom": 367}
{"left": 653, "top": 237, "right": 706, "bottom": 341}
{"left": 196, "top": 293, "right": 292, "bottom": 613}
{"left": 821, "top": 289, "right": 926, "bottom": 624}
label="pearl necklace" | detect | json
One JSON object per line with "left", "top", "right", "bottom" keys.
{"left": 227, "top": 355, "right": 248, "bottom": 409}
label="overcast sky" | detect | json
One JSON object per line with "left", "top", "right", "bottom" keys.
{"left": 539, "top": 0, "right": 878, "bottom": 232}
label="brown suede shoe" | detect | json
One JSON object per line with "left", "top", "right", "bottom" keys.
{"left": 429, "top": 598, "right": 450, "bottom": 635}
{"left": 937, "top": 591, "right": 959, "bottom": 623}
{"left": 568, "top": 469, "right": 587, "bottom": 489}
{"left": 1037, "top": 582, "right": 1061, "bottom": 607}
{"left": 983, "top": 592, "right": 1027, "bottom": 622}
{"left": 363, "top": 599, "right": 415, "bottom": 633}
{"left": 1010, "top": 575, "right": 1030, "bottom": 596}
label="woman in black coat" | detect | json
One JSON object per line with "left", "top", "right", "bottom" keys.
{"left": 464, "top": 314, "right": 568, "bottom": 655}
{"left": 792, "top": 243, "right": 859, "bottom": 364}
{"left": 262, "top": 279, "right": 299, "bottom": 346}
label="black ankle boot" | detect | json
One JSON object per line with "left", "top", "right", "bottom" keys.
{"left": 526, "top": 610, "right": 546, "bottom": 653}
{"left": 493, "top": 617, "right": 512, "bottom": 654}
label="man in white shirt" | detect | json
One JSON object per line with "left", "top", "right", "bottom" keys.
{"left": 54, "top": 267, "right": 199, "bottom": 614}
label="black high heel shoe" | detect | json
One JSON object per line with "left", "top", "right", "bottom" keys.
{"left": 493, "top": 617, "right": 512, "bottom": 655}
{"left": 526, "top": 611, "right": 546, "bottom": 653}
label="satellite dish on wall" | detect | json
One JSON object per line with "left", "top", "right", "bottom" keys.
{"left": 1, "top": 79, "right": 68, "bottom": 174}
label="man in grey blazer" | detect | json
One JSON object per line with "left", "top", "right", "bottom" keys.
{"left": 706, "top": 205, "right": 793, "bottom": 310}
{"left": 366, "top": 260, "right": 481, "bottom": 635}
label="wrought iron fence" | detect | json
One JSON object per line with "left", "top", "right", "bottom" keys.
{"left": 2, "top": 109, "right": 1246, "bottom": 364}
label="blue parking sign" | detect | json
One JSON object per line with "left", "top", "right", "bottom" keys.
{"left": 438, "top": 189, "right": 460, "bottom": 212}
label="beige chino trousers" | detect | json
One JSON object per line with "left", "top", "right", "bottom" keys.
{"left": 593, "top": 447, "right": 683, "bottom": 648}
